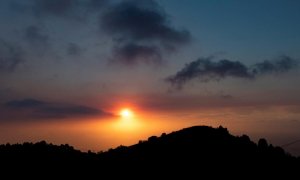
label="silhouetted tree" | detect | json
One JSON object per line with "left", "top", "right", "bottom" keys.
{"left": 258, "top": 138, "right": 268, "bottom": 149}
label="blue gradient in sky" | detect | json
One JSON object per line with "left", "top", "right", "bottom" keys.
{"left": 160, "top": 0, "right": 300, "bottom": 62}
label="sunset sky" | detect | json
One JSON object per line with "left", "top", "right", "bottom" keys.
{"left": 1, "top": 0, "right": 300, "bottom": 155}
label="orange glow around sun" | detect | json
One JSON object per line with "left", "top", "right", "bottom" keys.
{"left": 113, "top": 108, "right": 141, "bottom": 131}
{"left": 120, "top": 108, "right": 133, "bottom": 118}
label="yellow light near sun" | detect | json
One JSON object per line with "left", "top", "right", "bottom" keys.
{"left": 114, "top": 108, "right": 141, "bottom": 131}
{"left": 120, "top": 109, "right": 133, "bottom": 118}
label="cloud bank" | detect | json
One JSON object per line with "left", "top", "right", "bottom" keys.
{"left": 166, "top": 56, "right": 298, "bottom": 89}
{"left": 1, "top": 99, "right": 113, "bottom": 121}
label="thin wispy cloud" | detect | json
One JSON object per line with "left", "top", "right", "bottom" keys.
{"left": 1, "top": 99, "right": 113, "bottom": 121}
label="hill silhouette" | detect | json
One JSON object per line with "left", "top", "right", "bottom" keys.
{"left": 0, "top": 126, "right": 299, "bottom": 178}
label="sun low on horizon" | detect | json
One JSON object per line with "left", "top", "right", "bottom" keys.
{"left": 109, "top": 107, "right": 143, "bottom": 132}
{"left": 120, "top": 108, "right": 134, "bottom": 118}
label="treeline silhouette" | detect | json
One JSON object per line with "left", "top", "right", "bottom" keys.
{"left": 0, "top": 126, "right": 299, "bottom": 178}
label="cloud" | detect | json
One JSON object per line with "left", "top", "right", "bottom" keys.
{"left": 100, "top": 0, "right": 191, "bottom": 65}
{"left": 1, "top": 99, "right": 113, "bottom": 121}
{"left": 36, "top": 105, "right": 101, "bottom": 118}
{"left": 166, "top": 56, "right": 298, "bottom": 89}
{"left": 251, "top": 55, "right": 298, "bottom": 75}
{"left": 0, "top": 40, "right": 25, "bottom": 72}
{"left": 166, "top": 57, "right": 253, "bottom": 89}
{"left": 8, "top": 0, "right": 190, "bottom": 66}
{"left": 5, "top": 99, "right": 45, "bottom": 108}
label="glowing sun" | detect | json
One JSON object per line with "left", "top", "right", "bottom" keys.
{"left": 113, "top": 108, "right": 141, "bottom": 131}
{"left": 120, "top": 108, "right": 133, "bottom": 118}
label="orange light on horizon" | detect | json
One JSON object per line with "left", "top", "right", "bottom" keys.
{"left": 113, "top": 108, "right": 142, "bottom": 131}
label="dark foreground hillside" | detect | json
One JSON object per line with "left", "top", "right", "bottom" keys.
{"left": 0, "top": 126, "right": 299, "bottom": 178}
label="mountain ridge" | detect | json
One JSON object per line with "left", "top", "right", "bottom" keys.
{"left": 0, "top": 126, "right": 299, "bottom": 178}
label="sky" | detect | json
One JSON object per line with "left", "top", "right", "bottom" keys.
{"left": 1, "top": 0, "right": 300, "bottom": 156}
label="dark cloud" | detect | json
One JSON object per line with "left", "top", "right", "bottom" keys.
{"left": 36, "top": 105, "right": 101, "bottom": 118}
{"left": 1, "top": 99, "right": 113, "bottom": 121}
{"left": 101, "top": 0, "right": 190, "bottom": 43}
{"left": 24, "top": 25, "right": 49, "bottom": 48}
{"left": 9, "top": 0, "right": 191, "bottom": 66}
{"left": 66, "top": 43, "right": 83, "bottom": 56}
{"left": 0, "top": 40, "right": 25, "bottom": 72}
{"left": 166, "top": 56, "right": 298, "bottom": 89}
{"left": 166, "top": 57, "right": 253, "bottom": 89}
{"left": 5, "top": 99, "right": 45, "bottom": 108}
{"left": 251, "top": 55, "right": 298, "bottom": 75}
{"left": 100, "top": 0, "right": 191, "bottom": 65}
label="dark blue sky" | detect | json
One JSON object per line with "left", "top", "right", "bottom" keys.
{"left": 160, "top": 0, "right": 300, "bottom": 61}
